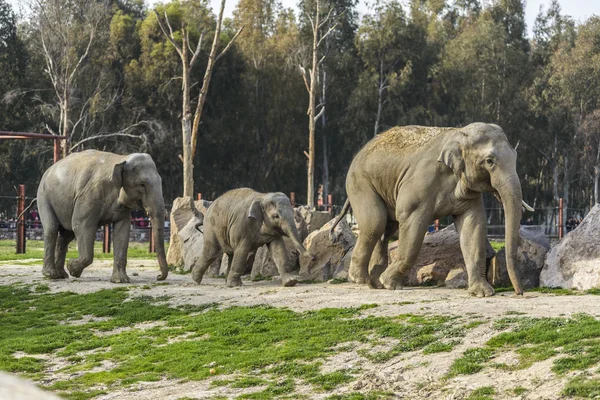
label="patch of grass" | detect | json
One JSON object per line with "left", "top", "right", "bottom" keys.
{"left": 329, "top": 278, "right": 348, "bottom": 284}
{"left": 251, "top": 275, "right": 272, "bottom": 282}
{"left": 467, "top": 386, "right": 495, "bottom": 400}
{"left": 34, "top": 284, "right": 50, "bottom": 293}
{"left": 0, "top": 284, "right": 478, "bottom": 398}
{"left": 563, "top": 376, "right": 600, "bottom": 398}
{"left": 0, "top": 240, "right": 157, "bottom": 262}
{"left": 447, "top": 348, "right": 493, "bottom": 377}
{"left": 230, "top": 377, "right": 268, "bottom": 388}
{"left": 326, "top": 392, "right": 394, "bottom": 400}
{"left": 512, "top": 386, "right": 527, "bottom": 395}
{"left": 423, "top": 340, "right": 460, "bottom": 354}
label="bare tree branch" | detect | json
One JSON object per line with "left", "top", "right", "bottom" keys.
{"left": 215, "top": 27, "right": 245, "bottom": 62}
{"left": 318, "top": 7, "right": 335, "bottom": 29}
{"left": 314, "top": 106, "right": 325, "bottom": 122}
{"left": 317, "top": 23, "right": 337, "bottom": 48}
{"left": 155, "top": 10, "right": 183, "bottom": 58}
{"left": 299, "top": 65, "right": 310, "bottom": 93}
{"left": 70, "top": 132, "right": 144, "bottom": 151}
{"left": 67, "top": 23, "right": 96, "bottom": 85}
{"left": 189, "top": 29, "right": 206, "bottom": 68}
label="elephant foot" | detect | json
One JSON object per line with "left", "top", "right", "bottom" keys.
{"left": 467, "top": 281, "right": 495, "bottom": 298}
{"left": 367, "top": 277, "right": 384, "bottom": 289}
{"left": 281, "top": 275, "right": 298, "bottom": 287}
{"left": 66, "top": 262, "right": 84, "bottom": 278}
{"left": 227, "top": 276, "right": 243, "bottom": 287}
{"left": 110, "top": 272, "right": 131, "bottom": 284}
{"left": 42, "top": 267, "right": 69, "bottom": 280}
{"left": 191, "top": 268, "right": 204, "bottom": 285}
{"left": 379, "top": 271, "right": 404, "bottom": 290}
{"left": 348, "top": 269, "right": 369, "bottom": 284}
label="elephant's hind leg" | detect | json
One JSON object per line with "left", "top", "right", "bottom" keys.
{"left": 348, "top": 192, "right": 388, "bottom": 285}
{"left": 54, "top": 229, "right": 75, "bottom": 279}
{"left": 368, "top": 222, "right": 398, "bottom": 289}
{"left": 380, "top": 211, "right": 430, "bottom": 290}
{"left": 39, "top": 202, "right": 64, "bottom": 279}
{"left": 192, "top": 237, "right": 223, "bottom": 284}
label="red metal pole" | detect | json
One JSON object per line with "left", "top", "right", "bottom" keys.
{"left": 558, "top": 198, "right": 564, "bottom": 239}
{"left": 327, "top": 194, "right": 333, "bottom": 216}
{"left": 103, "top": 224, "right": 111, "bottom": 253}
{"left": 434, "top": 219, "right": 440, "bottom": 232}
{"left": 197, "top": 193, "right": 202, "bottom": 201}
{"left": 16, "top": 185, "right": 26, "bottom": 254}
{"left": 53, "top": 139, "right": 61, "bottom": 163}
{"left": 290, "top": 192, "right": 296, "bottom": 208}
{"left": 149, "top": 223, "right": 155, "bottom": 253}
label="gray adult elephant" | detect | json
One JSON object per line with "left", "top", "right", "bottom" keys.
{"left": 37, "top": 150, "right": 169, "bottom": 283}
{"left": 331, "top": 123, "right": 530, "bottom": 296}
{"left": 191, "top": 188, "right": 313, "bottom": 287}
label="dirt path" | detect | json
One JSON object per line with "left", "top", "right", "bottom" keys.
{"left": 1, "top": 261, "right": 597, "bottom": 399}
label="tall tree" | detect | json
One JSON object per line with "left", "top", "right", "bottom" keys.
{"left": 155, "top": 0, "right": 243, "bottom": 197}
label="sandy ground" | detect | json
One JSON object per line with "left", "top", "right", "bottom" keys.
{"left": 1, "top": 260, "right": 598, "bottom": 399}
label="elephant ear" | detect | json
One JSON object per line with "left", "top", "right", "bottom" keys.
{"left": 248, "top": 199, "right": 263, "bottom": 220}
{"left": 437, "top": 130, "right": 466, "bottom": 175}
{"left": 111, "top": 161, "right": 126, "bottom": 188}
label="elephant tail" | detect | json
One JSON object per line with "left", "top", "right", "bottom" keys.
{"left": 17, "top": 198, "right": 37, "bottom": 221}
{"left": 329, "top": 198, "right": 351, "bottom": 237}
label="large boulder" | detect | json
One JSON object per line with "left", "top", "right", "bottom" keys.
{"left": 296, "top": 206, "right": 332, "bottom": 235}
{"left": 540, "top": 205, "right": 600, "bottom": 289}
{"left": 388, "top": 224, "right": 495, "bottom": 288}
{"left": 166, "top": 197, "right": 210, "bottom": 268}
{"left": 0, "top": 371, "right": 61, "bottom": 400}
{"left": 299, "top": 218, "right": 356, "bottom": 281}
{"left": 488, "top": 226, "right": 550, "bottom": 289}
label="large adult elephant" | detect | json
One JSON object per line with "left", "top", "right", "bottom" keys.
{"left": 191, "top": 188, "right": 313, "bottom": 287}
{"left": 37, "top": 150, "right": 169, "bottom": 283}
{"left": 331, "top": 123, "right": 530, "bottom": 296}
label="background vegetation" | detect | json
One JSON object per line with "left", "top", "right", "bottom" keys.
{"left": 1, "top": 0, "right": 598, "bottom": 218}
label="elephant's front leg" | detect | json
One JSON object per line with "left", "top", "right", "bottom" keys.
{"left": 227, "top": 246, "right": 252, "bottom": 287}
{"left": 454, "top": 198, "right": 494, "bottom": 297}
{"left": 111, "top": 219, "right": 131, "bottom": 283}
{"left": 268, "top": 237, "right": 298, "bottom": 287}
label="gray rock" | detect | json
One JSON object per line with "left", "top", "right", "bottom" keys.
{"left": 388, "top": 224, "right": 495, "bottom": 287}
{"left": 296, "top": 206, "right": 332, "bottom": 235}
{"left": 166, "top": 197, "right": 211, "bottom": 268}
{"left": 540, "top": 204, "right": 600, "bottom": 289}
{"left": 488, "top": 226, "right": 549, "bottom": 289}
{"left": 299, "top": 218, "right": 355, "bottom": 282}
{"left": 0, "top": 371, "right": 61, "bottom": 400}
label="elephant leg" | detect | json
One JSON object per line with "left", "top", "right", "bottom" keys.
{"left": 225, "top": 252, "right": 233, "bottom": 277}
{"left": 348, "top": 191, "right": 388, "bottom": 284}
{"left": 191, "top": 234, "right": 222, "bottom": 284}
{"left": 111, "top": 219, "right": 131, "bottom": 283}
{"left": 227, "top": 249, "right": 251, "bottom": 287}
{"left": 455, "top": 198, "right": 494, "bottom": 297}
{"left": 368, "top": 222, "right": 399, "bottom": 289}
{"left": 268, "top": 238, "right": 298, "bottom": 287}
{"left": 380, "top": 210, "right": 431, "bottom": 290}
{"left": 54, "top": 229, "right": 75, "bottom": 279}
{"left": 39, "top": 203, "right": 63, "bottom": 279}
{"left": 67, "top": 221, "right": 97, "bottom": 278}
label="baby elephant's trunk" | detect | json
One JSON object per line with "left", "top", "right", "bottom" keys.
{"left": 282, "top": 220, "right": 313, "bottom": 260}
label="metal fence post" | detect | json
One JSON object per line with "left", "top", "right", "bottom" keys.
{"left": 103, "top": 224, "right": 111, "bottom": 253}
{"left": 197, "top": 193, "right": 202, "bottom": 201}
{"left": 558, "top": 198, "right": 564, "bottom": 239}
{"left": 149, "top": 223, "right": 155, "bottom": 253}
{"left": 53, "top": 139, "right": 61, "bottom": 163}
{"left": 16, "top": 184, "right": 26, "bottom": 254}
{"left": 434, "top": 219, "right": 440, "bottom": 232}
{"left": 290, "top": 192, "right": 295, "bottom": 208}
{"left": 327, "top": 194, "right": 333, "bottom": 216}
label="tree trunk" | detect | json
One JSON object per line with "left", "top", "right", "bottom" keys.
{"left": 374, "top": 59, "right": 384, "bottom": 137}
{"left": 306, "top": 0, "right": 320, "bottom": 208}
{"left": 595, "top": 165, "right": 600, "bottom": 204}
{"left": 181, "top": 36, "right": 194, "bottom": 197}
{"left": 321, "top": 67, "right": 328, "bottom": 202}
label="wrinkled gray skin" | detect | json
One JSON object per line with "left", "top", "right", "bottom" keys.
{"left": 331, "top": 123, "right": 524, "bottom": 297}
{"left": 191, "top": 188, "right": 313, "bottom": 287}
{"left": 37, "top": 150, "right": 169, "bottom": 283}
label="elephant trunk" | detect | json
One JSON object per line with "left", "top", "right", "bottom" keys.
{"left": 146, "top": 194, "right": 169, "bottom": 281}
{"left": 281, "top": 219, "right": 313, "bottom": 260}
{"left": 495, "top": 175, "right": 523, "bottom": 295}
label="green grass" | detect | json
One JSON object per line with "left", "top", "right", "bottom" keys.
{"left": 0, "top": 284, "right": 478, "bottom": 399}
{"left": 489, "top": 241, "right": 505, "bottom": 252}
{"left": 563, "top": 376, "right": 600, "bottom": 398}
{"left": 448, "top": 314, "right": 600, "bottom": 382}
{"left": 467, "top": 386, "right": 495, "bottom": 400}
{"left": 0, "top": 239, "right": 159, "bottom": 262}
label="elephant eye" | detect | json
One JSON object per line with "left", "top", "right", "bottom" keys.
{"left": 485, "top": 158, "right": 494, "bottom": 166}
{"left": 273, "top": 213, "right": 280, "bottom": 219}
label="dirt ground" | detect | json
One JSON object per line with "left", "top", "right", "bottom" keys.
{"left": 2, "top": 260, "right": 598, "bottom": 399}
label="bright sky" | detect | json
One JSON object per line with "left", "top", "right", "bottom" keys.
{"left": 7, "top": 0, "right": 600, "bottom": 37}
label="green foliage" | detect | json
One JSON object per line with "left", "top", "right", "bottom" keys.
{"left": 563, "top": 376, "right": 600, "bottom": 398}
{"left": 467, "top": 386, "right": 495, "bottom": 400}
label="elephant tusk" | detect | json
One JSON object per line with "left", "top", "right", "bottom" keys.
{"left": 522, "top": 200, "right": 534, "bottom": 212}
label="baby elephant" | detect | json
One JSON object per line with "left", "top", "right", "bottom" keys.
{"left": 191, "top": 188, "right": 313, "bottom": 287}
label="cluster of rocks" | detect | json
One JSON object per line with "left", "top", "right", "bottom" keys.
{"left": 167, "top": 196, "right": 600, "bottom": 291}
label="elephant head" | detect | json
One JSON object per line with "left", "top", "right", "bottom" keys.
{"left": 248, "top": 193, "right": 313, "bottom": 259}
{"left": 438, "top": 122, "right": 524, "bottom": 295}
{"left": 112, "top": 154, "right": 169, "bottom": 281}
